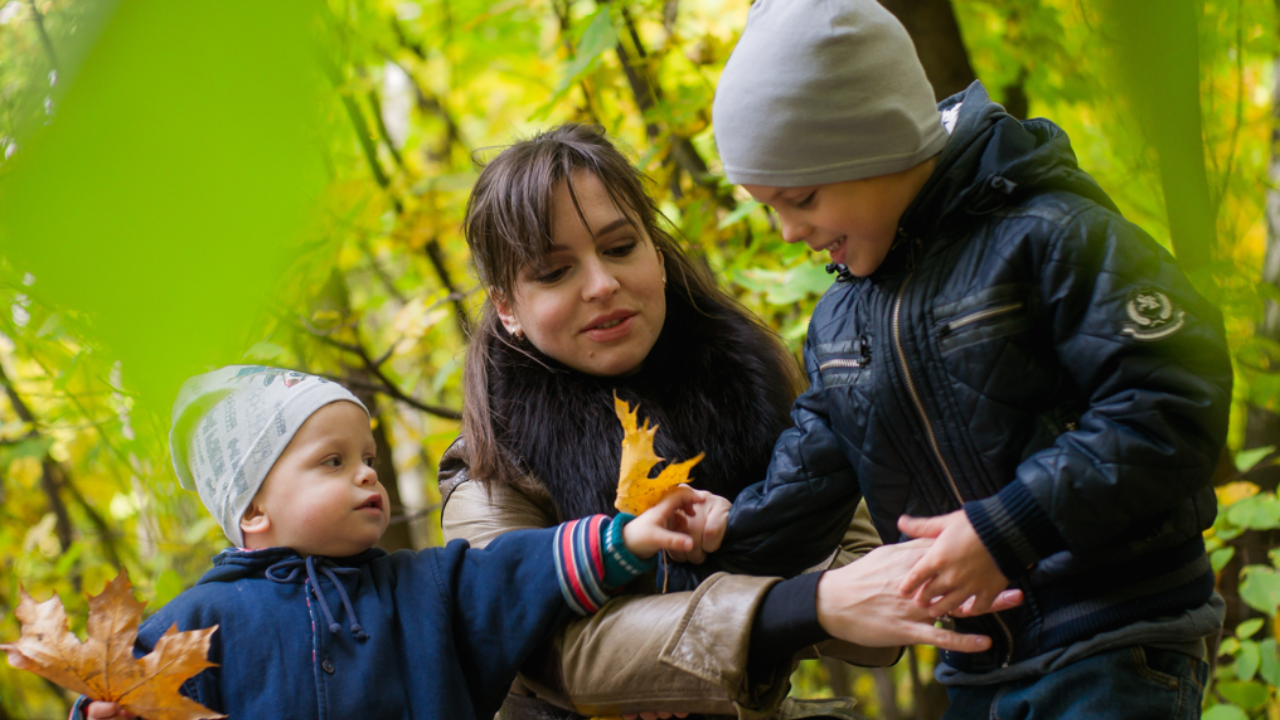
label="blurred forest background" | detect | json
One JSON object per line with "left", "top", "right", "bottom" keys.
{"left": 1, "top": 0, "right": 1278, "bottom": 718}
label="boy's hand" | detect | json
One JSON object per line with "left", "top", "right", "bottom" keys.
{"left": 896, "top": 510, "right": 1009, "bottom": 618}
{"left": 86, "top": 702, "right": 136, "bottom": 719}
{"left": 665, "top": 489, "right": 730, "bottom": 565}
{"left": 622, "top": 485, "right": 705, "bottom": 560}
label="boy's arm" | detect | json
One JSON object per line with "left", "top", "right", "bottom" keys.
{"left": 964, "top": 206, "right": 1231, "bottom": 579}
{"left": 708, "top": 334, "right": 863, "bottom": 579}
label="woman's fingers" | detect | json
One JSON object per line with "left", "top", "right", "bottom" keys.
{"left": 918, "top": 624, "right": 994, "bottom": 653}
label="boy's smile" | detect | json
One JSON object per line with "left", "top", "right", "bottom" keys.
{"left": 743, "top": 157, "right": 937, "bottom": 277}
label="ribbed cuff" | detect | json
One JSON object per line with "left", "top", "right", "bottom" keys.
{"left": 70, "top": 696, "right": 90, "bottom": 720}
{"left": 747, "top": 571, "right": 830, "bottom": 681}
{"left": 553, "top": 515, "right": 610, "bottom": 615}
{"left": 964, "top": 481, "right": 1068, "bottom": 580}
{"left": 553, "top": 514, "right": 658, "bottom": 616}
{"left": 603, "top": 513, "right": 657, "bottom": 589}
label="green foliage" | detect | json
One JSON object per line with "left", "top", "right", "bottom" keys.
{"left": 0, "top": 0, "right": 1276, "bottom": 717}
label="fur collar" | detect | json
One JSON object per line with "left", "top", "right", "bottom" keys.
{"left": 488, "top": 291, "right": 796, "bottom": 521}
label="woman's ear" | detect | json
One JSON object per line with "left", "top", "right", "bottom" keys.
{"left": 658, "top": 250, "right": 666, "bottom": 284}
{"left": 491, "top": 289, "right": 523, "bottom": 338}
{"left": 240, "top": 502, "right": 271, "bottom": 543}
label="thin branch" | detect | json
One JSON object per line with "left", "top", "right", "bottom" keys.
{"left": 424, "top": 238, "right": 473, "bottom": 337}
{"left": 288, "top": 323, "right": 463, "bottom": 420}
{"left": 26, "top": 0, "right": 59, "bottom": 71}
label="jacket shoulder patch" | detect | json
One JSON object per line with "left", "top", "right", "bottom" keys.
{"left": 1122, "top": 288, "right": 1185, "bottom": 341}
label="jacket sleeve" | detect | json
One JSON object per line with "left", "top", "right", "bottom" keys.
{"left": 710, "top": 333, "right": 863, "bottom": 579}
{"left": 964, "top": 205, "right": 1232, "bottom": 577}
{"left": 439, "top": 457, "right": 803, "bottom": 717}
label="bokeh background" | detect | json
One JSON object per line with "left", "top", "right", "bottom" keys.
{"left": 0, "top": 0, "right": 1276, "bottom": 718}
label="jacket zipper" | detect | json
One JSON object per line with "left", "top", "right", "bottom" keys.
{"left": 819, "top": 358, "right": 867, "bottom": 371}
{"left": 943, "top": 301, "right": 1023, "bottom": 334}
{"left": 891, "top": 273, "right": 1016, "bottom": 667}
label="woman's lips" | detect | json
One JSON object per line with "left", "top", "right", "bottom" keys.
{"left": 583, "top": 313, "right": 636, "bottom": 342}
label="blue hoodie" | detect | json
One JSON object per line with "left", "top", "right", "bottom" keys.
{"left": 73, "top": 517, "right": 645, "bottom": 720}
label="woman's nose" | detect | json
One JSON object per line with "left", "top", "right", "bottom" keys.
{"left": 581, "top": 258, "right": 621, "bottom": 301}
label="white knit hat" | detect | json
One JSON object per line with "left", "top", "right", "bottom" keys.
{"left": 169, "top": 366, "right": 368, "bottom": 545}
{"left": 713, "top": 0, "right": 947, "bottom": 187}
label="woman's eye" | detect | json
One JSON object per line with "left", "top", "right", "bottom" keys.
{"left": 534, "top": 266, "right": 568, "bottom": 284}
{"left": 796, "top": 191, "right": 817, "bottom": 209}
{"left": 605, "top": 241, "right": 637, "bottom": 257}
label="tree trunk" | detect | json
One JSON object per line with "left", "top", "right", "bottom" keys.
{"left": 877, "top": 0, "right": 977, "bottom": 100}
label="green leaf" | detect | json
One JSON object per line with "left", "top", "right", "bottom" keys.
{"left": 1258, "top": 638, "right": 1280, "bottom": 687}
{"left": 717, "top": 200, "right": 762, "bottom": 229}
{"left": 1220, "top": 636, "right": 1242, "bottom": 656}
{"left": 1202, "top": 704, "right": 1249, "bottom": 720}
{"left": 1240, "top": 565, "right": 1280, "bottom": 615}
{"left": 1217, "top": 681, "right": 1270, "bottom": 710}
{"left": 1236, "top": 446, "right": 1276, "bottom": 472}
{"left": 1227, "top": 494, "right": 1280, "bottom": 530}
{"left": 1211, "top": 546, "right": 1237, "bottom": 573}
{"left": 1237, "top": 618, "right": 1265, "bottom": 639}
{"left": 533, "top": 8, "right": 617, "bottom": 117}
{"left": 1236, "top": 639, "right": 1260, "bottom": 681}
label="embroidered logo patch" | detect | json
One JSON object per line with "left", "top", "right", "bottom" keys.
{"left": 1122, "top": 288, "right": 1185, "bottom": 341}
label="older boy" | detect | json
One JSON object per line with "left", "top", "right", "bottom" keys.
{"left": 707, "top": 0, "right": 1232, "bottom": 717}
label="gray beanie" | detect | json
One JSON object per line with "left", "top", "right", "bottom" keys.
{"left": 713, "top": 0, "right": 947, "bottom": 187}
{"left": 169, "top": 365, "right": 368, "bottom": 546}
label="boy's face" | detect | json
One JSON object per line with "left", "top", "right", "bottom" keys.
{"left": 743, "top": 158, "right": 936, "bottom": 277}
{"left": 241, "top": 400, "right": 388, "bottom": 557}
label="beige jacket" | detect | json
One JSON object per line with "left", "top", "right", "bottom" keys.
{"left": 438, "top": 439, "right": 899, "bottom": 720}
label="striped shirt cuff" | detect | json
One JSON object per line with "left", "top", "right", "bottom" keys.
{"left": 964, "top": 480, "right": 1068, "bottom": 580}
{"left": 553, "top": 514, "right": 658, "bottom": 615}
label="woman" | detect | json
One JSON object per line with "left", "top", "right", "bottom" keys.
{"left": 439, "top": 124, "right": 1017, "bottom": 720}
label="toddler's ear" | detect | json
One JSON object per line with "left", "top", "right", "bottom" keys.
{"left": 240, "top": 503, "right": 271, "bottom": 539}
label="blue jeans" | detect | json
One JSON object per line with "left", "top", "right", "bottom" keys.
{"left": 943, "top": 646, "right": 1208, "bottom": 720}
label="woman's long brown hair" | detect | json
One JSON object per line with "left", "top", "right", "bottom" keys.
{"left": 461, "top": 123, "right": 802, "bottom": 490}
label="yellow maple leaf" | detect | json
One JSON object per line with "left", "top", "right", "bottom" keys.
{"left": 614, "top": 394, "right": 704, "bottom": 515}
{"left": 2, "top": 568, "right": 224, "bottom": 720}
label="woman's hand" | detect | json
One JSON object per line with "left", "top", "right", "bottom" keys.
{"left": 815, "top": 540, "right": 1023, "bottom": 653}
{"left": 622, "top": 486, "right": 707, "bottom": 560}
{"left": 665, "top": 489, "right": 730, "bottom": 564}
{"left": 86, "top": 702, "right": 136, "bottom": 719}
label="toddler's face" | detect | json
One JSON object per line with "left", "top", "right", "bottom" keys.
{"left": 242, "top": 400, "right": 389, "bottom": 557}
{"left": 743, "top": 158, "right": 935, "bottom": 277}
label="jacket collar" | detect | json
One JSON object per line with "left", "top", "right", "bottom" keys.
{"left": 884, "top": 81, "right": 1118, "bottom": 272}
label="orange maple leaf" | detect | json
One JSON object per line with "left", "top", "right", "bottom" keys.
{"left": 613, "top": 394, "right": 704, "bottom": 515}
{"left": 2, "top": 568, "right": 224, "bottom": 720}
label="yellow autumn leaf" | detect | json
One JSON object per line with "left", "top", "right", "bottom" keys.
{"left": 1217, "top": 481, "right": 1261, "bottom": 507}
{"left": 613, "top": 394, "right": 704, "bottom": 515}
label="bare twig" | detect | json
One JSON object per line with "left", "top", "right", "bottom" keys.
{"left": 26, "top": 0, "right": 59, "bottom": 71}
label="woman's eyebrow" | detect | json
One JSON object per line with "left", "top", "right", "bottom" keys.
{"left": 591, "top": 218, "right": 632, "bottom": 239}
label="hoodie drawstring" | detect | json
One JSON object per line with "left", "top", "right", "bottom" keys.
{"left": 266, "top": 555, "right": 369, "bottom": 641}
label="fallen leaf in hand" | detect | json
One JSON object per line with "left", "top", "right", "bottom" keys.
{"left": 614, "top": 394, "right": 704, "bottom": 515}
{"left": 2, "top": 568, "right": 223, "bottom": 720}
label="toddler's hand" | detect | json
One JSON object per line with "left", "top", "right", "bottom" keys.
{"left": 86, "top": 702, "right": 136, "bottom": 719}
{"left": 896, "top": 510, "right": 1009, "bottom": 618}
{"left": 665, "top": 489, "right": 730, "bottom": 565}
{"left": 622, "top": 485, "right": 705, "bottom": 560}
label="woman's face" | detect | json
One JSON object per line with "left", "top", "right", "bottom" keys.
{"left": 494, "top": 171, "right": 666, "bottom": 377}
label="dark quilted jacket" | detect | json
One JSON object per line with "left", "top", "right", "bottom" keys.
{"left": 708, "top": 82, "right": 1232, "bottom": 671}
